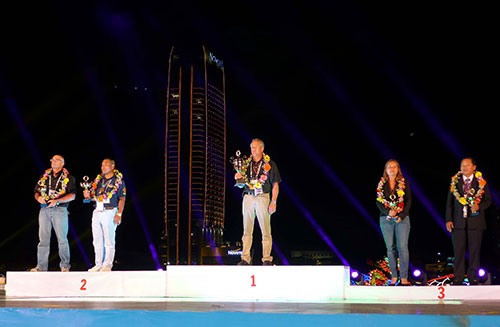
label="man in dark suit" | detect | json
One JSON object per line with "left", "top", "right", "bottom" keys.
{"left": 446, "top": 157, "right": 491, "bottom": 285}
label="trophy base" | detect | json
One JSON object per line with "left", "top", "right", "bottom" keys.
{"left": 40, "top": 204, "right": 47, "bottom": 208}
{"left": 83, "top": 199, "right": 91, "bottom": 204}
{"left": 234, "top": 182, "right": 246, "bottom": 189}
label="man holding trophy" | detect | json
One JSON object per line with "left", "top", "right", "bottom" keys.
{"left": 232, "top": 138, "right": 281, "bottom": 266}
{"left": 446, "top": 157, "right": 491, "bottom": 285}
{"left": 83, "top": 158, "right": 126, "bottom": 272}
{"left": 31, "top": 154, "right": 75, "bottom": 272}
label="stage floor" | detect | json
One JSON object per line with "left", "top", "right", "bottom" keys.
{"left": 2, "top": 287, "right": 500, "bottom": 316}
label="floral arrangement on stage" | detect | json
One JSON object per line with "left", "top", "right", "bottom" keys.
{"left": 376, "top": 177, "right": 405, "bottom": 214}
{"left": 450, "top": 171, "right": 487, "bottom": 206}
{"left": 364, "top": 256, "right": 395, "bottom": 286}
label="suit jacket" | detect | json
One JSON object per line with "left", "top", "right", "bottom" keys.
{"left": 376, "top": 179, "right": 412, "bottom": 219}
{"left": 445, "top": 175, "right": 492, "bottom": 230}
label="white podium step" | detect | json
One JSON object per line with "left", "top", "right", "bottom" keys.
{"left": 5, "top": 266, "right": 350, "bottom": 302}
{"left": 5, "top": 271, "right": 167, "bottom": 297}
{"left": 345, "top": 285, "right": 500, "bottom": 302}
{"left": 166, "top": 265, "right": 349, "bottom": 301}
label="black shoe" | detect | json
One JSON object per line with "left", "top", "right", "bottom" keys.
{"left": 399, "top": 282, "right": 412, "bottom": 286}
{"left": 262, "top": 260, "right": 273, "bottom": 266}
{"left": 469, "top": 280, "right": 479, "bottom": 285}
{"left": 237, "top": 260, "right": 250, "bottom": 266}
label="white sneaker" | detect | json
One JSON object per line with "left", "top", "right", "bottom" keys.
{"left": 100, "top": 266, "right": 112, "bottom": 272}
{"left": 61, "top": 267, "right": 70, "bottom": 272}
{"left": 88, "top": 265, "right": 102, "bottom": 272}
{"left": 30, "top": 267, "right": 43, "bottom": 272}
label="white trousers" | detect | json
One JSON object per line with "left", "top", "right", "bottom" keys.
{"left": 241, "top": 193, "right": 273, "bottom": 263}
{"left": 91, "top": 208, "right": 118, "bottom": 268}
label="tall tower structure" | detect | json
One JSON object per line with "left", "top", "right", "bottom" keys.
{"left": 164, "top": 45, "right": 226, "bottom": 265}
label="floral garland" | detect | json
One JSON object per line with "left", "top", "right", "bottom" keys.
{"left": 376, "top": 177, "right": 406, "bottom": 214}
{"left": 90, "top": 169, "right": 124, "bottom": 202}
{"left": 240, "top": 153, "right": 272, "bottom": 190}
{"left": 450, "top": 171, "right": 486, "bottom": 206}
{"left": 37, "top": 168, "right": 70, "bottom": 200}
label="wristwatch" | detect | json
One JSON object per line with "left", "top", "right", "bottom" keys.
{"left": 56, "top": 201, "right": 60, "bottom": 206}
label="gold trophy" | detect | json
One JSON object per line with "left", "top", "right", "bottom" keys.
{"left": 467, "top": 188, "right": 479, "bottom": 216}
{"left": 230, "top": 150, "right": 247, "bottom": 188}
{"left": 80, "top": 176, "right": 92, "bottom": 203}
{"left": 387, "top": 194, "right": 398, "bottom": 221}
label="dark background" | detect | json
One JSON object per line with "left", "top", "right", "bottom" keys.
{"left": 1, "top": 1, "right": 499, "bottom": 278}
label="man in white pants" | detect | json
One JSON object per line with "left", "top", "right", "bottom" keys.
{"left": 234, "top": 138, "right": 281, "bottom": 265}
{"left": 84, "top": 158, "right": 126, "bottom": 272}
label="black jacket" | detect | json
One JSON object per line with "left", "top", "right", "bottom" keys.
{"left": 445, "top": 175, "right": 491, "bottom": 230}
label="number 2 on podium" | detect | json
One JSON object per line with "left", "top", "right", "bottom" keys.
{"left": 81, "top": 279, "right": 87, "bottom": 291}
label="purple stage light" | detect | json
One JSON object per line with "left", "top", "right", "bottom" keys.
{"left": 351, "top": 271, "right": 359, "bottom": 279}
{"left": 413, "top": 269, "right": 422, "bottom": 278}
{"left": 478, "top": 268, "right": 486, "bottom": 278}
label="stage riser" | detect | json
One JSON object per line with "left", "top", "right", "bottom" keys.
{"left": 6, "top": 266, "right": 350, "bottom": 301}
{"left": 345, "top": 285, "right": 500, "bottom": 301}
{"left": 6, "top": 267, "right": 500, "bottom": 302}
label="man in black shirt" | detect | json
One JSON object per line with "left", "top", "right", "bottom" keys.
{"left": 234, "top": 138, "right": 281, "bottom": 265}
{"left": 31, "top": 154, "right": 76, "bottom": 272}
{"left": 84, "top": 158, "right": 126, "bottom": 272}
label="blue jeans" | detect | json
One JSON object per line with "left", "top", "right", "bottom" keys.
{"left": 36, "top": 207, "right": 71, "bottom": 271}
{"left": 380, "top": 216, "right": 410, "bottom": 279}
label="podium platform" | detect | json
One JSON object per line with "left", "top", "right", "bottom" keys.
{"left": 5, "top": 266, "right": 500, "bottom": 303}
{"left": 5, "top": 265, "right": 350, "bottom": 302}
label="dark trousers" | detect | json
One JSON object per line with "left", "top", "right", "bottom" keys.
{"left": 452, "top": 228, "right": 483, "bottom": 281}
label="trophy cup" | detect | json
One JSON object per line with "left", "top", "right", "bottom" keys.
{"left": 80, "top": 176, "right": 92, "bottom": 203}
{"left": 467, "top": 188, "right": 479, "bottom": 216}
{"left": 39, "top": 186, "right": 47, "bottom": 208}
{"left": 230, "top": 150, "right": 247, "bottom": 188}
{"left": 386, "top": 194, "right": 398, "bottom": 221}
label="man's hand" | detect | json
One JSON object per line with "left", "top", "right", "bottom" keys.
{"left": 446, "top": 221, "right": 454, "bottom": 233}
{"left": 234, "top": 172, "right": 242, "bottom": 180}
{"left": 268, "top": 202, "right": 277, "bottom": 215}
{"left": 47, "top": 199, "right": 58, "bottom": 207}
{"left": 395, "top": 217, "right": 402, "bottom": 223}
{"left": 37, "top": 196, "right": 46, "bottom": 205}
{"left": 389, "top": 209, "right": 397, "bottom": 217}
{"left": 471, "top": 204, "right": 479, "bottom": 213}
{"left": 114, "top": 215, "right": 121, "bottom": 225}
{"left": 83, "top": 190, "right": 91, "bottom": 199}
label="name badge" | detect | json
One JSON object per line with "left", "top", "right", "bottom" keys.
{"left": 254, "top": 187, "right": 263, "bottom": 196}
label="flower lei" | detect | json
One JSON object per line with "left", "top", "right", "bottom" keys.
{"left": 376, "top": 177, "right": 406, "bottom": 213}
{"left": 239, "top": 154, "right": 272, "bottom": 190}
{"left": 450, "top": 171, "right": 486, "bottom": 206}
{"left": 37, "top": 168, "right": 70, "bottom": 200}
{"left": 90, "top": 169, "right": 124, "bottom": 202}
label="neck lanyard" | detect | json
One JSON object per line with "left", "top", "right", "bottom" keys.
{"left": 250, "top": 161, "right": 263, "bottom": 180}
{"left": 48, "top": 171, "right": 64, "bottom": 191}
{"left": 99, "top": 177, "right": 114, "bottom": 195}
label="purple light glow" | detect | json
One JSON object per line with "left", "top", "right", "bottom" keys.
{"left": 413, "top": 269, "right": 422, "bottom": 278}
{"left": 478, "top": 268, "right": 486, "bottom": 278}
